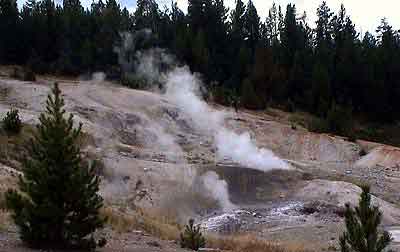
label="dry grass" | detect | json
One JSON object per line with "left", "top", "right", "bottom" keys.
{"left": 101, "top": 206, "right": 313, "bottom": 252}
{"left": 100, "top": 206, "right": 180, "bottom": 240}
{"left": 264, "top": 108, "right": 283, "bottom": 119}
{"left": 207, "top": 234, "right": 312, "bottom": 252}
{"left": 0, "top": 86, "right": 11, "bottom": 101}
{"left": 0, "top": 65, "right": 19, "bottom": 77}
{"left": 288, "top": 111, "right": 320, "bottom": 130}
{"left": 77, "top": 130, "right": 97, "bottom": 148}
{"left": 0, "top": 192, "right": 6, "bottom": 210}
{"left": 0, "top": 123, "right": 36, "bottom": 169}
{"left": 0, "top": 210, "right": 11, "bottom": 231}
{"left": 100, "top": 207, "right": 135, "bottom": 233}
{"left": 137, "top": 210, "right": 181, "bottom": 241}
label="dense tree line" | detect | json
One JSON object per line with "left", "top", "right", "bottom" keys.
{"left": 0, "top": 0, "right": 399, "bottom": 123}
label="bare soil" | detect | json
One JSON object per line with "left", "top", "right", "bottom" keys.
{"left": 0, "top": 228, "right": 186, "bottom": 252}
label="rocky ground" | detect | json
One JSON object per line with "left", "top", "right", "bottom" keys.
{"left": 0, "top": 228, "right": 186, "bottom": 252}
{"left": 0, "top": 72, "right": 399, "bottom": 251}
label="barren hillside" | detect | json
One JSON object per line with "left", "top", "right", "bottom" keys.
{"left": 0, "top": 74, "right": 399, "bottom": 251}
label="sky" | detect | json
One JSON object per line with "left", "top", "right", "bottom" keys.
{"left": 168, "top": 0, "right": 399, "bottom": 34}
{"left": 17, "top": 0, "right": 400, "bottom": 34}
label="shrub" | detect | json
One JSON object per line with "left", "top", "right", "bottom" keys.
{"left": 359, "top": 149, "right": 367, "bottom": 157}
{"left": 11, "top": 67, "right": 36, "bottom": 81}
{"left": 288, "top": 113, "right": 310, "bottom": 129}
{"left": 0, "top": 86, "right": 11, "bottom": 100}
{"left": 307, "top": 104, "right": 354, "bottom": 138}
{"left": 326, "top": 103, "right": 353, "bottom": 137}
{"left": 308, "top": 117, "right": 329, "bottom": 133}
{"left": 23, "top": 68, "right": 36, "bottom": 81}
{"left": 26, "top": 51, "right": 47, "bottom": 75}
{"left": 212, "top": 85, "right": 231, "bottom": 106}
{"left": 339, "top": 185, "right": 392, "bottom": 252}
{"left": 121, "top": 75, "right": 147, "bottom": 89}
{"left": 241, "top": 78, "right": 265, "bottom": 110}
{"left": 180, "top": 219, "right": 206, "bottom": 251}
{"left": 0, "top": 193, "right": 6, "bottom": 210}
{"left": 360, "top": 126, "right": 379, "bottom": 139}
{"left": 121, "top": 74, "right": 158, "bottom": 90}
{"left": 2, "top": 108, "right": 22, "bottom": 135}
{"left": 5, "top": 83, "right": 106, "bottom": 250}
{"left": 285, "top": 98, "right": 296, "bottom": 113}
{"left": 347, "top": 135, "right": 357, "bottom": 142}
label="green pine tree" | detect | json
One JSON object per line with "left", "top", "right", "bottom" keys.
{"left": 243, "top": 0, "right": 260, "bottom": 52}
{"left": 5, "top": 83, "right": 106, "bottom": 250}
{"left": 340, "top": 185, "right": 393, "bottom": 252}
{"left": 230, "top": 0, "right": 246, "bottom": 43}
{"left": 241, "top": 77, "right": 264, "bottom": 110}
{"left": 2, "top": 108, "right": 22, "bottom": 135}
{"left": 311, "top": 62, "right": 331, "bottom": 116}
{"left": 0, "top": 0, "right": 21, "bottom": 63}
{"left": 180, "top": 219, "right": 206, "bottom": 251}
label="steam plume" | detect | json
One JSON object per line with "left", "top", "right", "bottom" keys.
{"left": 164, "top": 67, "right": 289, "bottom": 171}
{"left": 200, "top": 171, "right": 235, "bottom": 211}
{"left": 117, "top": 37, "right": 289, "bottom": 212}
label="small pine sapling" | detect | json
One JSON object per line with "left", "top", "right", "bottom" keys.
{"left": 180, "top": 219, "right": 206, "bottom": 251}
{"left": 340, "top": 185, "right": 393, "bottom": 252}
{"left": 2, "top": 108, "right": 22, "bottom": 135}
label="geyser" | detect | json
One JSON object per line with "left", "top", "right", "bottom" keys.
{"left": 128, "top": 46, "right": 289, "bottom": 213}
{"left": 164, "top": 67, "right": 289, "bottom": 171}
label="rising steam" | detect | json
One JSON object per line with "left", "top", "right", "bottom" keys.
{"left": 134, "top": 49, "right": 289, "bottom": 171}
{"left": 117, "top": 33, "right": 288, "bottom": 213}
{"left": 215, "top": 130, "right": 289, "bottom": 171}
{"left": 164, "top": 67, "right": 289, "bottom": 171}
{"left": 200, "top": 171, "right": 235, "bottom": 211}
